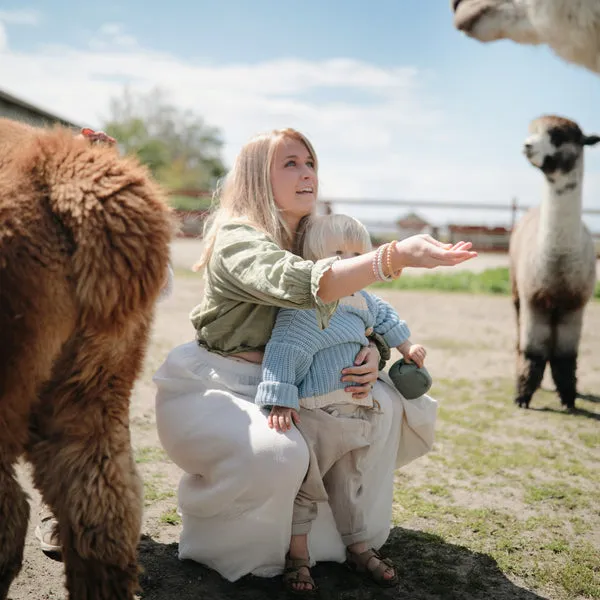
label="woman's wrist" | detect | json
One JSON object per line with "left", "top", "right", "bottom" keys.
{"left": 389, "top": 241, "right": 407, "bottom": 272}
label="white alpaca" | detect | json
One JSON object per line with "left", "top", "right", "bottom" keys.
{"left": 510, "top": 115, "right": 598, "bottom": 409}
{"left": 451, "top": 0, "right": 600, "bottom": 74}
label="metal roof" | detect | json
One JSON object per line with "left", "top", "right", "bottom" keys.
{"left": 0, "top": 87, "right": 83, "bottom": 129}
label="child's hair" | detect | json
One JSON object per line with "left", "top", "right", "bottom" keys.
{"left": 301, "top": 214, "right": 372, "bottom": 262}
{"left": 193, "top": 128, "right": 318, "bottom": 272}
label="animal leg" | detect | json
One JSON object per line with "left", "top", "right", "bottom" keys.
{"left": 550, "top": 309, "right": 584, "bottom": 409}
{"left": 0, "top": 462, "right": 29, "bottom": 600}
{"left": 27, "top": 325, "right": 150, "bottom": 600}
{"left": 515, "top": 306, "right": 551, "bottom": 408}
{"left": 0, "top": 293, "right": 66, "bottom": 599}
{"left": 0, "top": 373, "right": 29, "bottom": 600}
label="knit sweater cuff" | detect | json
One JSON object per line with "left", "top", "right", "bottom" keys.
{"left": 382, "top": 321, "right": 411, "bottom": 348}
{"left": 255, "top": 381, "right": 300, "bottom": 410}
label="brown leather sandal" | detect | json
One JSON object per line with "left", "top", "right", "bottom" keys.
{"left": 283, "top": 554, "right": 318, "bottom": 596}
{"left": 346, "top": 547, "right": 398, "bottom": 587}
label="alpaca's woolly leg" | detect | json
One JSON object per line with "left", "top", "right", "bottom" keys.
{"left": 0, "top": 393, "right": 29, "bottom": 600}
{"left": 28, "top": 400, "right": 143, "bottom": 600}
{"left": 27, "top": 322, "right": 150, "bottom": 600}
{"left": 549, "top": 355, "right": 577, "bottom": 409}
{"left": 550, "top": 309, "right": 583, "bottom": 409}
{"left": 0, "top": 463, "right": 29, "bottom": 600}
{"left": 0, "top": 298, "right": 63, "bottom": 600}
{"left": 516, "top": 352, "right": 547, "bottom": 408}
{"left": 515, "top": 307, "right": 551, "bottom": 408}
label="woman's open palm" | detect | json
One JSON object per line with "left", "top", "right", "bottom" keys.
{"left": 396, "top": 235, "right": 477, "bottom": 269}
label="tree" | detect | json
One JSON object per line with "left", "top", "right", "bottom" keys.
{"left": 102, "top": 87, "right": 227, "bottom": 191}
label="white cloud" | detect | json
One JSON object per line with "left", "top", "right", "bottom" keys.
{"left": 89, "top": 22, "right": 137, "bottom": 50}
{"left": 0, "top": 8, "right": 41, "bottom": 26}
{"left": 0, "top": 22, "right": 6, "bottom": 52}
{"left": 0, "top": 22, "right": 599, "bottom": 232}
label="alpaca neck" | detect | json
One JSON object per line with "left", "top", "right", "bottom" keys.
{"left": 537, "top": 160, "right": 584, "bottom": 255}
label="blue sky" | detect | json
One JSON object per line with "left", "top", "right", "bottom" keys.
{"left": 1, "top": 1, "right": 599, "bottom": 230}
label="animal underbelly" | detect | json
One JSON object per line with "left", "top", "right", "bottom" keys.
{"left": 529, "top": 281, "right": 587, "bottom": 313}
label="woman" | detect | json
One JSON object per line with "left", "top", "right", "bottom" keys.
{"left": 153, "top": 128, "right": 476, "bottom": 583}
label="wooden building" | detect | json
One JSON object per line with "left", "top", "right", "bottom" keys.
{"left": 0, "top": 87, "right": 81, "bottom": 130}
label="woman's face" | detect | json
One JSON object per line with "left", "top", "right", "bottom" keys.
{"left": 270, "top": 136, "right": 318, "bottom": 230}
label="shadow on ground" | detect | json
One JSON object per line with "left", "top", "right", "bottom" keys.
{"left": 137, "top": 527, "right": 548, "bottom": 600}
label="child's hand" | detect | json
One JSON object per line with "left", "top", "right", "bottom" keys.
{"left": 268, "top": 406, "right": 300, "bottom": 432}
{"left": 403, "top": 344, "right": 427, "bottom": 368}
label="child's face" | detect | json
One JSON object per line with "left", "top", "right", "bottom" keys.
{"left": 324, "top": 240, "right": 366, "bottom": 260}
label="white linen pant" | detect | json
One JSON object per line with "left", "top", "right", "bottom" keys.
{"left": 153, "top": 341, "right": 437, "bottom": 582}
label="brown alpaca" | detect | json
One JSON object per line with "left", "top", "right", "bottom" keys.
{"left": 0, "top": 118, "right": 172, "bottom": 599}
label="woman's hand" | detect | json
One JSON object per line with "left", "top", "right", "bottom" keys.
{"left": 393, "top": 236, "right": 477, "bottom": 270}
{"left": 341, "top": 344, "right": 380, "bottom": 400}
{"left": 268, "top": 406, "right": 300, "bottom": 432}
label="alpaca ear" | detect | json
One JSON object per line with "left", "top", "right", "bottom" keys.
{"left": 582, "top": 134, "right": 600, "bottom": 146}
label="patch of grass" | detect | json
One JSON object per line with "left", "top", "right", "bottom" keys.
{"left": 159, "top": 507, "right": 182, "bottom": 526}
{"left": 135, "top": 446, "right": 169, "bottom": 464}
{"left": 579, "top": 431, "right": 600, "bottom": 449}
{"left": 392, "top": 376, "right": 600, "bottom": 599}
{"left": 144, "top": 481, "right": 175, "bottom": 506}
{"left": 524, "top": 482, "right": 588, "bottom": 510}
{"left": 371, "top": 266, "right": 600, "bottom": 300}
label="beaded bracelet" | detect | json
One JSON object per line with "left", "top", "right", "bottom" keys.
{"left": 384, "top": 240, "right": 403, "bottom": 279}
{"left": 372, "top": 243, "right": 393, "bottom": 281}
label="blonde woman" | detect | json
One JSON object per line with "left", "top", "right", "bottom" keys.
{"left": 153, "top": 129, "right": 476, "bottom": 583}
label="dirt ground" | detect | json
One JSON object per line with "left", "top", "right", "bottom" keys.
{"left": 8, "top": 251, "right": 600, "bottom": 600}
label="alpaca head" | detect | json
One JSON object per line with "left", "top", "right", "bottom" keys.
{"left": 451, "top": 0, "right": 540, "bottom": 45}
{"left": 523, "top": 115, "right": 600, "bottom": 178}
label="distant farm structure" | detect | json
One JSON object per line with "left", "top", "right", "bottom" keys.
{"left": 170, "top": 192, "right": 600, "bottom": 254}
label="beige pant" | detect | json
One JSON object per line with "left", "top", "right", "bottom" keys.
{"left": 292, "top": 401, "right": 381, "bottom": 546}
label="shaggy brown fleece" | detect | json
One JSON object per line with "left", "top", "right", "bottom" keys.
{"left": 0, "top": 118, "right": 173, "bottom": 599}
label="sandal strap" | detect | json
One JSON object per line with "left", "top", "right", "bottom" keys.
{"left": 283, "top": 570, "right": 316, "bottom": 586}
{"left": 283, "top": 556, "right": 317, "bottom": 591}
{"left": 347, "top": 547, "right": 397, "bottom": 579}
{"left": 284, "top": 556, "right": 311, "bottom": 570}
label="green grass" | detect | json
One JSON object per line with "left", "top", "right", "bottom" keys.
{"left": 135, "top": 446, "right": 169, "bottom": 464}
{"left": 391, "top": 377, "right": 600, "bottom": 599}
{"left": 143, "top": 480, "right": 175, "bottom": 506}
{"left": 159, "top": 508, "right": 182, "bottom": 526}
{"left": 372, "top": 266, "right": 600, "bottom": 300}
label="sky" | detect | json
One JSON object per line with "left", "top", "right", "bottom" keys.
{"left": 1, "top": 1, "right": 600, "bottom": 231}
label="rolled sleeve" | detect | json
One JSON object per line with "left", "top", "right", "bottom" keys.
{"left": 211, "top": 223, "right": 339, "bottom": 328}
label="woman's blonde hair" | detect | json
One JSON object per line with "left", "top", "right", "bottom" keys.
{"left": 301, "top": 214, "right": 372, "bottom": 262}
{"left": 193, "top": 128, "right": 318, "bottom": 271}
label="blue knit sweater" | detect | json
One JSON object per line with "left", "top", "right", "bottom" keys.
{"left": 255, "top": 290, "right": 410, "bottom": 410}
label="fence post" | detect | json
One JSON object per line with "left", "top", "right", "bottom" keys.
{"left": 510, "top": 197, "right": 518, "bottom": 230}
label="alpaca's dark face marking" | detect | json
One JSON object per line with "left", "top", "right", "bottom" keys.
{"left": 523, "top": 116, "right": 585, "bottom": 180}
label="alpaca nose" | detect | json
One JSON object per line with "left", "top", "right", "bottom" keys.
{"left": 452, "top": 0, "right": 463, "bottom": 11}
{"left": 523, "top": 143, "right": 533, "bottom": 157}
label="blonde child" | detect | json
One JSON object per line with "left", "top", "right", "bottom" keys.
{"left": 256, "top": 214, "right": 434, "bottom": 594}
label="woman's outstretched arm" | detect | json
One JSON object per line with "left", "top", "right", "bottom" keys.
{"left": 317, "top": 236, "right": 476, "bottom": 304}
